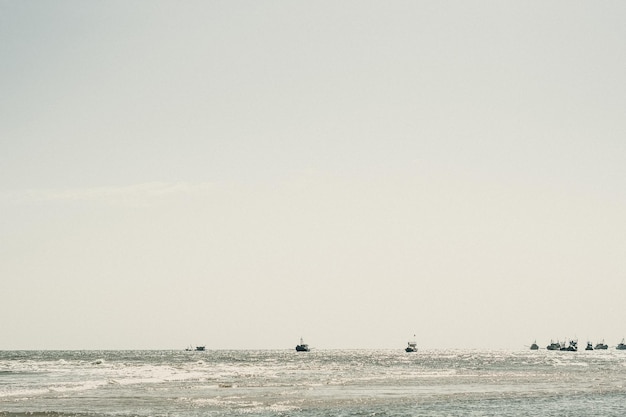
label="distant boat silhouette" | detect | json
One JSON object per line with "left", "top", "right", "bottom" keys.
{"left": 585, "top": 341, "right": 593, "bottom": 351}
{"left": 546, "top": 340, "right": 561, "bottom": 351}
{"left": 595, "top": 340, "right": 608, "bottom": 350}
{"left": 295, "top": 337, "right": 310, "bottom": 352}
{"left": 560, "top": 339, "right": 578, "bottom": 351}
{"left": 617, "top": 339, "right": 626, "bottom": 350}
{"left": 185, "top": 345, "right": 206, "bottom": 351}
{"left": 405, "top": 336, "right": 417, "bottom": 352}
{"left": 530, "top": 341, "right": 539, "bottom": 350}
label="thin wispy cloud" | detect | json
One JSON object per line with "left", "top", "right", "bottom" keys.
{"left": 5, "top": 181, "right": 216, "bottom": 206}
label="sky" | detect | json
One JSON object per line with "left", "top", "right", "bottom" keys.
{"left": 1, "top": 0, "right": 625, "bottom": 350}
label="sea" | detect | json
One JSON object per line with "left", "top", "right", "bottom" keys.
{"left": 2, "top": 349, "right": 626, "bottom": 416}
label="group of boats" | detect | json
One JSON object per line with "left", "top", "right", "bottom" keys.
{"left": 296, "top": 337, "right": 419, "bottom": 352}
{"left": 185, "top": 345, "right": 205, "bottom": 351}
{"left": 185, "top": 337, "right": 626, "bottom": 353}
{"left": 530, "top": 339, "right": 626, "bottom": 351}
{"left": 185, "top": 340, "right": 313, "bottom": 352}
{"left": 184, "top": 338, "right": 418, "bottom": 352}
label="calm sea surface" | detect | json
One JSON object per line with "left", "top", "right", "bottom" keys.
{"left": 1, "top": 349, "right": 626, "bottom": 416}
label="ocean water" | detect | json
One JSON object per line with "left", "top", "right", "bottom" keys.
{"left": 2, "top": 349, "right": 626, "bottom": 416}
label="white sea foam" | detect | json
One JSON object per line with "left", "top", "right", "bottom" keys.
{"left": 47, "top": 380, "right": 107, "bottom": 393}
{"left": 0, "top": 387, "right": 50, "bottom": 399}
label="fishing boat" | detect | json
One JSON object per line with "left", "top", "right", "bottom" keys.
{"left": 595, "top": 340, "right": 608, "bottom": 350}
{"left": 560, "top": 339, "right": 578, "bottom": 352}
{"left": 546, "top": 340, "right": 561, "bottom": 351}
{"left": 617, "top": 339, "right": 626, "bottom": 350}
{"left": 530, "top": 341, "right": 539, "bottom": 350}
{"left": 405, "top": 339, "right": 418, "bottom": 352}
{"left": 185, "top": 345, "right": 206, "bottom": 351}
{"left": 585, "top": 341, "right": 593, "bottom": 351}
{"left": 295, "top": 338, "right": 310, "bottom": 352}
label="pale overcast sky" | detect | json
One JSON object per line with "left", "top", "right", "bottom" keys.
{"left": 1, "top": 1, "right": 625, "bottom": 350}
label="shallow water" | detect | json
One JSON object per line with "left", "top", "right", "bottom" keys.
{"left": 1, "top": 349, "right": 626, "bottom": 416}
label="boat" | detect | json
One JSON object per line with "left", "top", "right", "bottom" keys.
{"left": 617, "top": 339, "right": 626, "bottom": 350}
{"left": 560, "top": 339, "right": 578, "bottom": 352}
{"left": 295, "top": 338, "right": 310, "bottom": 352}
{"left": 546, "top": 340, "right": 561, "bottom": 351}
{"left": 595, "top": 340, "right": 608, "bottom": 350}
{"left": 405, "top": 338, "right": 418, "bottom": 352}
{"left": 530, "top": 341, "right": 539, "bottom": 350}
{"left": 185, "top": 344, "right": 206, "bottom": 351}
{"left": 585, "top": 341, "right": 593, "bottom": 351}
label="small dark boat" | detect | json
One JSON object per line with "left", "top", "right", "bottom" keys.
{"left": 405, "top": 340, "right": 418, "bottom": 352}
{"left": 595, "top": 340, "right": 608, "bottom": 350}
{"left": 530, "top": 341, "right": 539, "bottom": 350}
{"left": 585, "top": 342, "right": 593, "bottom": 351}
{"left": 546, "top": 340, "right": 561, "bottom": 351}
{"left": 185, "top": 345, "right": 206, "bottom": 351}
{"left": 296, "top": 337, "right": 310, "bottom": 352}
{"left": 560, "top": 339, "right": 578, "bottom": 352}
{"left": 617, "top": 339, "right": 626, "bottom": 350}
